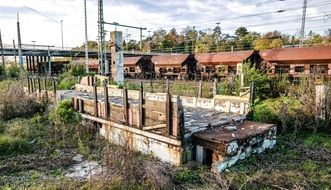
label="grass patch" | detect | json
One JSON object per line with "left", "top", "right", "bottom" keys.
{"left": 0, "top": 135, "right": 31, "bottom": 155}
{"left": 303, "top": 133, "right": 331, "bottom": 148}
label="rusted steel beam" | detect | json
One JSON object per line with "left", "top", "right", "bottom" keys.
{"left": 52, "top": 78, "right": 56, "bottom": 98}
{"left": 93, "top": 83, "right": 98, "bottom": 117}
{"left": 30, "top": 77, "right": 34, "bottom": 93}
{"left": 123, "top": 86, "right": 129, "bottom": 125}
{"left": 249, "top": 81, "right": 255, "bottom": 106}
{"left": 139, "top": 82, "right": 144, "bottom": 129}
{"left": 79, "top": 99, "right": 84, "bottom": 113}
{"left": 103, "top": 80, "right": 109, "bottom": 119}
{"left": 32, "top": 56, "right": 36, "bottom": 73}
{"left": 27, "top": 76, "right": 31, "bottom": 93}
{"left": 37, "top": 77, "right": 41, "bottom": 94}
{"left": 44, "top": 77, "right": 48, "bottom": 102}
{"left": 166, "top": 79, "right": 172, "bottom": 136}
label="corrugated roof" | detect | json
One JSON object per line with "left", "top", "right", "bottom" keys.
{"left": 124, "top": 56, "right": 142, "bottom": 67}
{"left": 260, "top": 46, "right": 331, "bottom": 63}
{"left": 195, "top": 50, "right": 254, "bottom": 66}
{"left": 151, "top": 54, "right": 190, "bottom": 67}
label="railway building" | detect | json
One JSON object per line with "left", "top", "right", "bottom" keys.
{"left": 151, "top": 54, "right": 198, "bottom": 80}
{"left": 123, "top": 56, "right": 154, "bottom": 78}
{"left": 260, "top": 46, "right": 331, "bottom": 77}
{"left": 195, "top": 50, "right": 262, "bottom": 80}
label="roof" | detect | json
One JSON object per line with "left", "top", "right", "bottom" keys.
{"left": 260, "top": 46, "right": 331, "bottom": 64}
{"left": 195, "top": 50, "right": 254, "bottom": 66}
{"left": 151, "top": 54, "right": 190, "bottom": 67}
{"left": 124, "top": 56, "right": 142, "bottom": 67}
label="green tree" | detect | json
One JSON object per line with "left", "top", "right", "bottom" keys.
{"left": 270, "top": 38, "right": 283, "bottom": 49}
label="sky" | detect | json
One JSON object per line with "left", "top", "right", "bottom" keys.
{"left": 0, "top": 0, "right": 331, "bottom": 48}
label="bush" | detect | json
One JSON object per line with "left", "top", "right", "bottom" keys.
{"left": 70, "top": 63, "right": 86, "bottom": 76}
{"left": 174, "top": 169, "right": 200, "bottom": 183}
{"left": 58, "top": 76, "right": 77, "bottom": 90}
{"left": 0, "top": 135, "right": 31, "bottom": 155}
{"left": 0, "top": 65, "right": 6, "bottom": 80}
{"left": 6, "top": 64, "right": 20, "bottom": 79}
{"left": 0, "top": 81, "right": 45, "bottom": 121}
{"left": 49, "top": 100, "right": 81, "bottom": 126}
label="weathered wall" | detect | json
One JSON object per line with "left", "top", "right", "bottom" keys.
{"left": 75, "top": 84, "right": 250, "bottom": 115}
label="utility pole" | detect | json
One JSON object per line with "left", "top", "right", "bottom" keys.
{"left": 84, "top": 0, "right": 89, "bottom": 73}
{"left": 0, "top": 29, "right": 4, "bottom": 65}
{"left": 60, "top": 20, "right": 64, "bottom": 49}
{"left": 17, "top": 12, "right": 23, "bottom": 70}
{"left": 98, "top": 0, "right": 107, "bottom": 75}
{"left": 13, "top": 40, "right": 17, "bottom": 64}
{"left": 300, "top": 0, "right": 307, "bottom": 47}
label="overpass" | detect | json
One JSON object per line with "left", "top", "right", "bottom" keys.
{"left": 2, "top": 44, "right": 168, "bottom": 58}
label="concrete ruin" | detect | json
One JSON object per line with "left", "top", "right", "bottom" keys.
{"left": 27, "top": 75, "right": 277, "bottom": 172}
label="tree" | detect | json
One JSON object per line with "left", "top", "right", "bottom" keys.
{"left": 270, "top": 39, "right": 283, "bottom": 49}
{"left": 254, "top": 38, "right": 270, "bottom": 50}
{"left": 235, "top": 27, "right": 249, "bottom": 39}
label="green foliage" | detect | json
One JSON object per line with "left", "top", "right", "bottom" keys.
{"left": 217, "top": 78, "right": 240, "bottom": 96}
{"left": 174, "top": 169, "right": 200, "bottom": 183}
{"left": 303, "top": 133, "right": 331, "bottom": 149}
{"left": 6, "top": 64, "right": 20, "bottom": 79}
{"left": 0, "top": 65, "right": 6, "bottom": 80}
{"left": 0, "top": 135, "right": 31, "bottom": 155}
{"left": 70, "top": 63, "right": 86, "bottom": 76}
{"left": 58, "top": 74, "right": 77, "bottom": 90}
{"left": 127, "top": 82, "right": 140, "bottom": 90}
{"left": 49, "top": 100, "right": 81, "bottom": 126}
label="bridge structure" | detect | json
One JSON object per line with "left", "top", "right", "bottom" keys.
{"left": 2, "top": 44, "right": 166, "bottom": 58}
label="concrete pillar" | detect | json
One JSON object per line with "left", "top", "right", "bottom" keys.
{"left": 110, "top": 31, "right": 124, "bottom": 85}
{"left": 196, "top": 145, "right": 206, "bottom": 164}
{"left": 315, "top": 84, "right": 328, "bottom": 123}
{"left": 213, "top": 78, "right": 218, "bottom": 98}
{"left": 198, "top": 80, "right": 202, "bottom": 98}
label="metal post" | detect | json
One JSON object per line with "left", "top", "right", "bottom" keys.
{"left": 13, "top": 40, "right": 17, "bottom": 64}
{"left": 198, "top": 80, "right": 203, "bottom": 98}
{"left": 33, "top": 77, "right": 37, "bottom": 93}
{"left": 60, "top": 20, "right": 64, "bottom": 50}
{"left": 0, "top": 29, "right": 5, "bottom": 65}
{"left": 48, "top": 46, "right": 51, "bottom": 76}
{"left": 17, "top": 13, "right": 23, "bottom": 70}
{"left": 140, "top": 28, "right": 142, "bottom": 51}
{"left": 27, "top": 76, "right": 31, "bottom": 93}
{"left": 84, "top": 0, "right": 89, "bottom": 73}
{"left": 103, "top": 80, "right": 109, "bottom": 118}
{"left": 139, "top": 82, "right": 143, "bottom": 128}
{"left": 300, "top": 0, "right": 307, "bottom": 47}
{"left": 249, "top": 81, "right": 255, "bottom": 106}
{"left": 37, "top": 77, "right": 41, "bottom": 94}
{"left": 30, "top": 77, "right": 34, "bottom": 93}
{"left": 44, "top": 78, "right": 48, "bottom": 102}
{"left": 32, "top": 56, "right": 36, "bottom": 73}
{"left": 166, "top": 79, "right": 172, "bottom": 136}
{"left": 52, "top": 78, "right": 56, "bottom": 99}
{"left": 123, "top": 86, "right": 129, "bottom": 125}
{"left": 93, "top": 82, "right": 98, "bottom": 117}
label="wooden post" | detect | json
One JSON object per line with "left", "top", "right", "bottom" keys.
{"left": 103, "top": 80, "right": 109, "bottom": 119}
{"left": 150, "top": 78, "right": 154, "bottom": 93}
{"left": 166, "top": 79, "right": 172, "bottom": 136}
{"left": 93, "top": 82, "right": 98, "bottom": 117}
{"left": 198, "top": 80, "right": 203, "bottom": 98}
{"left": 139, "top": 82, "right": 144, "bottom": 129}
{"left": 213, "top": 78, "right": 218, "bottom": 98}
{"left": 27, "top": 76, "right": 31, "bottom": 93}
{"left": 32, "top": 77, "right": 37, "bottom": 93}
{"left": 79, "top": 99, "right": 84, "bottom": 113}
{"left": 37, "top": 77, "right": 41, "bottom": 94}
{"left": 78, "top": 76, "right": 81, "bottom": 84}
{"left": 123, "top": 87, "right": 129, "bottom": 125}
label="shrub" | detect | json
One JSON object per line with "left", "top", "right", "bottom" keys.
{"left": 58, "top": 76, "right": 77, "bottom": 90}
{"left": 0, "top": 82, "right": 45, "bottom": 121}
{"left": 0, "top": 64, "right": 6, "bottom": 80}
{"left": 0, "top": 135, "right": 31, "bottom": 155}
{"left": 6, "top": 64, "right": 20, "bottom": 79}
{"left": 49, "top": 100, "right": 81, "bottom": 126}
{"left": 70, "top": 63, "right": 86, "bottom": 76}
{"left": 174, "top": 169, "right": 200, "bottom": 183}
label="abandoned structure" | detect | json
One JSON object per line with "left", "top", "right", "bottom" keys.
{"left": 53, "top": 76, "right": 278, "bottom": 173}
{"left": 25, "top": 55, "right": 69, "bottom": 75}
{"left": 195, "top": 50, "right": 261, "bottom": 80}
{"left": 124, "top": 56, "right": 154, "bottom": 78}
{"left": 151, "top": 54, "right": 198, "bottom": 80}
{"left": 260, "top": 46, "right": 331, "bottom": 77}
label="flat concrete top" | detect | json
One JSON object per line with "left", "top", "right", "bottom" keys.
{"left": 192, "top": 121, "right": 276, "bottom": 143}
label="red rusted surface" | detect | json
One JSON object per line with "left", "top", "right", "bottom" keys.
{"left": 195, "top": 50, "right": 254, "bottom": 66}
{"left": 124, "top": 56, "right": 142, "bottom": 67}
{"left": 260, "top": 46, "right": 331, "bottom": 64}
{"left": 193, "top": 121, "right": 275, "bottom": 143}
{"left": 151, "top": 54, "right": 191, "bottom": 67}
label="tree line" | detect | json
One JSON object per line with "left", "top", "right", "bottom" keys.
{"left": 74, "top": 26, "right": 331, "bottom": 53}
